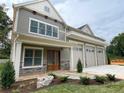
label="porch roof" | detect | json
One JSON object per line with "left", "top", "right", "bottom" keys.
{"left": 67, "top": 31, "right": 107, "bottom": 46}
{"left": 17, "top": 33, "right": 73, "bottom": 48}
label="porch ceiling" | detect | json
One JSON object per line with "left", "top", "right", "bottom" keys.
{"left": 67, "top": 31, "right": 107, "bottom": 46}
{"left": 17, "top": 33, "right": 73, "bottom": 48}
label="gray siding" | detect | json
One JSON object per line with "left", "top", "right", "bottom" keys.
{"left": 17, "top": 8, "right": 65, "bottom": 41}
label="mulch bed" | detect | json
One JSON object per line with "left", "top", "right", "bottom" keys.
{"left": 0, "top": 78, "right": 121, "bottom": 93}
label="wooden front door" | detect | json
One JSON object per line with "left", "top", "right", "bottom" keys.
{"left": 47, "top": 50, "right": 60, "bottom": 71}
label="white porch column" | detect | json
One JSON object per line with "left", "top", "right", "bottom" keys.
{"left": 14, "top": 41, "right": 22, "bottom": 80}
{"left": 95, "top": 46, "right": 98, "bottom": 66}
{"left": 103, "top": 47, "right": 106, "bottom": 65}
{"left": 70, "top": 46, "right": 74, "bottom": 71}
{"left": 83, "top": 44, "right": 86, "bottom": 68}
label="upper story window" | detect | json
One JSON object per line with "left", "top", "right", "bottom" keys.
{"left": 53, "top": 27, "right": 58, "bottom": 37}
{"left": 30, "top": 20, "right": 38, "bottom": 33}
{"left": 46, "top": 25, "right": 52, "bottom": 36}
{"left": 29, "top": 18, "right": 59, "bottom": 38}
{"left": 44, "top": 6, "right": 50, "bottom": 13}
{"left": 39, "top": 23, "right": 45, "bottom": 35}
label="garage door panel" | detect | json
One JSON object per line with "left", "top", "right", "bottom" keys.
{"left": 73, "top": 45, "right": 83, "bottom": 70}
{"left": 97, "top": 48, "right": 104, "bottom": 65}
{"left": 85, "top": 46, "right": 96, "bottom": 67}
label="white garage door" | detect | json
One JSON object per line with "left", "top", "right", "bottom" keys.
{"left": 73, "top": 45, "right": 83, "bottom": 70}
{"left": 97, "top": 48, "right": 105, "bottom": 65}
{"left": 85, "top": 46, "right": 96, "bottom": 67}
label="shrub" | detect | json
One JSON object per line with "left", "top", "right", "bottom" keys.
{"left": 106, "top": 74, "right": 116, "bottom": 81}
{"left": 95, "top": 75, "right": 107, "bottom": 84}
{"left": 1, "top": 61, "right": 15, "bottom": 89}
{"left": 48, "top": 73, "right": 57, "bottom": 79}
{"left": 80, "top": 77, "right": 90, "bottom": 85}
{"left": 77, "top": 59, "right": 83, "bottom": 73}
{"left": 107, "top": 55, "right": 111, "bottom": 64}
{"left": 59, "top": 76, "right": 69, "bottom": 82}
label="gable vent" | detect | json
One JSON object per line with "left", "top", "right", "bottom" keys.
{"left": 32, "top": 11, "right": 37, "bottom": 15}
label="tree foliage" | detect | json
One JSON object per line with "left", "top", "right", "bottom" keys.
{"left": 106, "top": 33, "right": 124, "bottom": 58}
{"left": 0, "top": 5, "right": 12, "bottom": 58}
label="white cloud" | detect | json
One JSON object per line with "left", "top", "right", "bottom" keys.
{"left": 53, "top": 0, "right": 124, "bottom": 42}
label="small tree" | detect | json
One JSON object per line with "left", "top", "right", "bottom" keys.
{"left": 1, "top": 61, "right": 15, "bottom": 89}
{"left": 77, "top": 59, "right": 83, "bottom": 73}
{"left": 107, "top": 55, "right": 111, "bottom": 65}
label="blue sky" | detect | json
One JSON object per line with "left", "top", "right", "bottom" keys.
{"left": 0, "top": 0, "right": 124, "bottom": 43}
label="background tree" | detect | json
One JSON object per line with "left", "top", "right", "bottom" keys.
{"left": 0, "top": 5, "right": 12, "bottom": 58}
{"left": 106, "top": 33, "right": 124, "bottom": 59}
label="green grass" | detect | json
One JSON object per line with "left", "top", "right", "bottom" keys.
{"left": 33, "top": 81, "right": 124, "bottom": 93}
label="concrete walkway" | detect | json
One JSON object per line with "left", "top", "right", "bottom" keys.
{"left": 84, "top": 65, "right": 124, "bottom": 79}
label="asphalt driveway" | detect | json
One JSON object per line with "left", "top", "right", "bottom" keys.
{"left": 83, "top": 65, "right": 124, "bottom": 79}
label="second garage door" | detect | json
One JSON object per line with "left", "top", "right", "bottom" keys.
{"left": 85, "top": 46, "right": 96, "bottom": 67}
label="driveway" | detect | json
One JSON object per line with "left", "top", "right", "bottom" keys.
{"left": 84, "top": 65, "right": 124, "bottom": 79}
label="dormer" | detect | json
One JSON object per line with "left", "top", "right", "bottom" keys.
{"left": 78, "top": 24, "right": 94, "bottom": 36}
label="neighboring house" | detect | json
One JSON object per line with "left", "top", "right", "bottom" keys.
{"left": 11, "top": 0, "right": 107, "bottom": 79}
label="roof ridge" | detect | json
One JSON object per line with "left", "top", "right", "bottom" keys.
{"left": 13, "top": 0, "right": 46, "bottom": 8}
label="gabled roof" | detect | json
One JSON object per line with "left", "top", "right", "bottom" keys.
{"left": 78, "top": 24, "right": 94, "bottom": 36}
{"left": 13, "top": 0, "right": 65, "bottom": 23}
{"left": 67, "top": 25, "right": 105, "bottom": 41}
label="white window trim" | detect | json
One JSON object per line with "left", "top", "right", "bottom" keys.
{"left": 28, "top": 18, "right": 59, "bottom": 39}
{"left": 22, "top": 46, "right": 44, "bottom": 69}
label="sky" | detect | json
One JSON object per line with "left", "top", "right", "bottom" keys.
{"left": 0, "top": 0, "right": 124, "bottom": 43}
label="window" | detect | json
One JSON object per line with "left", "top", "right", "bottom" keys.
{"left": 39, "top": 23, "right": 45, "bottom": 35}
{"left": 53, "top": 27, "right": 58, "bottom": 37}
{"left": 29, "top": 18, "right": 59, "bottom": 38}
{"left": 24, "top": 47, "right": 43, "bottom": 67}
{"left": 46, "top": 25, "right": 52, "bottom": 36}
{"left": 30, "top": 20, "right": 38, "bottom": 33}
{"left": 34, "top": 50, "right": 42, "bottom": 65}
{"left": 44, "top": 6, "right": 50, "bottom": 13}
{"left": 24, "top": 49, "right": 33, "bottom": 66}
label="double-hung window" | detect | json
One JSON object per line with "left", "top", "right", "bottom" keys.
{"left": 24, "top": 47, "right": 43, "bottom": 67}
{"left": 46, "top": 25, "right": 52, "bottom": 36}
{"left": 30, "top": 20, "right": 38, "bottom": 33}
{"left": 53, "top": 27, "right": 58, "bottom": 38}
{"left": 39, "top": 23, "right": 45, "bottom": 35}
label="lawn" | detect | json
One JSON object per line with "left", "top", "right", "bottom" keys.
{"left": 33, "top": 81, "right": 124, "bottom": 93}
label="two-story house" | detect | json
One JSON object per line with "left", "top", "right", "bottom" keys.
{"left": 11, "top": 0, "right": 107, "bottom": 79}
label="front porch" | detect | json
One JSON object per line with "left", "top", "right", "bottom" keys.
{"left": 19, "top": 44, "right": 71, "bottom": 76}
{"left": 12, "top": 33, "right": 74, "bottom": 79}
